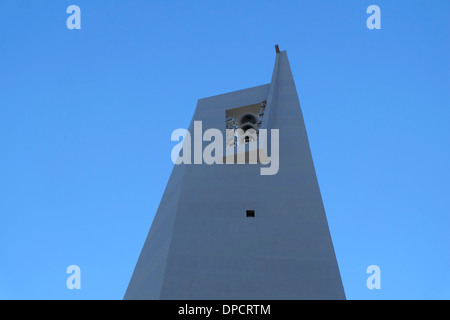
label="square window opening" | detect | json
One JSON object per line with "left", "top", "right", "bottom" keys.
{"left": 246, "top": 210, "right": 255, "bottom": 218}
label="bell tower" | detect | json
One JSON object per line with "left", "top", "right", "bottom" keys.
{"left": 124, "top": 47, "right": 346, "bottom": 300}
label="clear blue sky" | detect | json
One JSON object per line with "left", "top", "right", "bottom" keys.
{"left": 0, "top": 1, "right": 449, "bottom": 300}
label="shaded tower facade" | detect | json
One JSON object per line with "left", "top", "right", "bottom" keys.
{"left": 125, "top": 48, "right": 345, "bottom": 300}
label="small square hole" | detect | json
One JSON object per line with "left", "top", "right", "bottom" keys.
{"left": 246, "top": 210, "right": 255, "bottom": 218}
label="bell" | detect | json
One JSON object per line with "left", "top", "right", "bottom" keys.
{"left": 237, "top": 127, "right": 257, "bottom": 145}
{"left": 238, "top": 113, "right": 258, "bottom": 128}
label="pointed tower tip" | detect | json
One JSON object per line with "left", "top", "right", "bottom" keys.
{"left": 275, "top": 44, "right": 280, "bottom": 54}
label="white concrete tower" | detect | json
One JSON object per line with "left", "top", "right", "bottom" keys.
{"left": 125, "top": 47, "right": 345, "bottom": 300}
